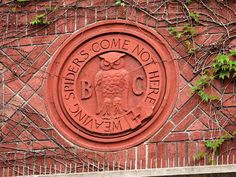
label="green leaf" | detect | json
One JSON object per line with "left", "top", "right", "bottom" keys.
{"left": 215, "top": 54, "right": 229, "bottom": 64}
{"left": 229, "top": 49, "right": 236, "bottom": 56}
{"left": 176, "top": 32, "right": 182, "bottom": 39}
{"left": 194, "top": 151, "right": 206, "bottom": 161}
{"left": 168, "top": 27, "right": 177, "bottom": 34}
{"left": 183, "top": 25, "right": 196, "bottom": 35}
{"left": 185, "top": 40, "right": 191, "bottom": 50}
{"left": 17, "top": 0, "right": 30, "bottom": 2}
{"left": 185, "top": 0, "right": 192, "bottom": 4}
{"left": 218, "top": 70, "right": 230, "bottom": 79}
{"left": 115, "top": 0, "right": 125, "bottom": 6}
{"left": 198, "top": 90, "right": 209, "bottom": 102}
{"left": 209, "top": 95, "right": 220, "bottom": 101}
{"left": 205, "top": 140, "right": 213, "bottom": 148}
{"left": 189, "top": 12, "right": 200, "bottom": 22}
{"left": 30, "top": 14, "right": 49, "bottom": 25}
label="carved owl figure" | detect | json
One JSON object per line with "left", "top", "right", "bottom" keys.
{"left": 95, "top": 52, "right": 129, "bottom": 119}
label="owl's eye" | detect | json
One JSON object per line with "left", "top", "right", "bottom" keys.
{"left": 103, "top": 60, "right": 110, "bottom": 66}
{"left": 114, "top": 59, "right": 121, "bottom": 65}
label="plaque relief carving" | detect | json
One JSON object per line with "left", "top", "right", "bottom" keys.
{"left": 45, "top": 21, "right": 179, "bottom": 151}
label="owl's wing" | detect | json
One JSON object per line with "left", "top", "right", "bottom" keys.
{"left": 94, "top": 71, "right": 103, "bottom": 114}
{"left": 121, "top": 70, "right": 129, "bottom": 111}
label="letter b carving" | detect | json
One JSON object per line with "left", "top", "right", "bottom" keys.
{"left": 81, "top": 80, "right": 92, "bottom": 99}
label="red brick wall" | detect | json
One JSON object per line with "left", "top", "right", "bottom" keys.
{"left": 0, "top": 0, "right": 235, "bottom": 176}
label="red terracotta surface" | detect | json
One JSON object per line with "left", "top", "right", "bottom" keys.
{"left": 44, "top": 20, "right": 179, "bottom": 151}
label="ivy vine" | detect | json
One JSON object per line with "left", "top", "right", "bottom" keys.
{"left": 191, "top": 49, "right": 236, "bottom": 103}
{"left": 194, "top": 133, "right": 235, "bottom": 165}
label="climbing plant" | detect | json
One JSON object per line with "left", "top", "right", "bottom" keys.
{"left": 194, "top": 133, "right": 235, "bottom": 165}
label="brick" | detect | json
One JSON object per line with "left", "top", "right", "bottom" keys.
{"left": 79, "top": 0, "right": 91, "bottom": 6}
{"left": 47, "top": 34, "right": 71, "bottom": 55}
{"left": 18, "top": 130, "right": 35, "bottom": 141}
{"left": 0, "top": 143, "right": 17, "bottom": 152}
{"left": 4, "top": 95, "right": 24, "bottom": 118}
{"left": 157, "top": 143, "right": 166, "bottom": 168}
{"left": 222, "top": 95, "right": 236, "bottom": 107}
{"left": 47, "top": 12, "right": 56, "bottom": 35}
{"left": 3, "top": 48, "right": 22, "bottom": 63}
{"left": 4, "top": 86, "right": 15, "bottom": 104}
{"left": 19, "top": 85, "right": 35, "bottom": 101}
{"left": 176, "top": 85, "right": 192, "bottom": 109}
{"left": 167, "top": 3, "right": 179, "bottom": 19}
{"left": 221, "top": 108, "right": 236, "bottom": 121}
{"left": 27, "top": 69, "right": 45, "bottom": 91}
{"left": 205, "top": 130, "right": 226, "bottom": 140}
{"left": 33, "top": 141, "right": 57, "bottom": 149}
{"left": 190, "top": 131, "right": 204, "bottom": 141}
{"left": 192, "top": 107, "right": 203, "bottom": 118}
{"left": 67, "top": 10, "right": 75, "bottom": 33}
{"left": 167, "top": 142, "right": 177, "bottom": 167}
{"left": 45, "top": 129, "right": 72, "bottom": 148}
{"left": 18, "top": 46, "right": 34, "bottom": 57}
{"left": 117, "top": 6, "right": 127, "bottom": 19}
{"left": 137, "top": 144, "right": 146, "bottom": 169}
{"left": 179, "top": 59, "right": 195, "bottom": 82}
{"left": 107, "top": 6, "right": 117, "bottom": 20}
{"left": 126, "top": 147, "right": 135, "bottom": 169}
{"left": 147, "top": 143, "right": 156, "bottom": 168}
{"left": 187, "top": 119, "right": 208, "bottom": 131}
{"left": 105, "top": 0, "right": 115, "bottom": 5}
{"left": 187, "top": 142, "right": 197, "bottom": 166}
{"left": 198, "top": 114, "right": 218, "bottom": 129}
{"left": 22, "top": 105, "right": 50, "bottom": 129}
{"left": 174, "top": 114, "right": 196, "bottom": 132}
{"left": 21, "top": 52, "right": 49, "bottom": 83}
{"left": 146, "top": 16, "right": 157, "bottom": 27}
{"left": 100, "top": 152, "right": 115, "bottom": 170}
{"left": 55, "top": 9, "right": 66, "bottom": 34}
{"left": 224, "top": 123, "right": 236, "bottom": 133}
{"left": 127, "top": 7, "right": 136, "bottom": 21}
{"left": 86, "top": 8, "right": 96, "bottom": 25}
{"left": 27, "top": 125, "right": 48, "bottom": 140}
{"left": 173, "top": 97, "right": 199, "bottom": 125}
{"left": 177, "top": 142, "right": 186, "bottom": 167}
{"left": 149, "top": 121, "right": 175, "bottom": 142}
{"left": 165, "top": 132, "right": 189, "bottom": 142}
{"left": 116, "top": 150, "right": 126, "bottom": 169}
{"left": 96, "top": 7, "right": 106, "bottom": 21}
{"left": 31, "top": 35, "right": 56, "bottom": 45}
{"left": 76, "top": 9, "right": 85, "bottom": 29}
{"left": 28, "top": 94, "right": 45, "bottom": 116}
{"left": 157, "top": 28, "right": 179, "bottom": 47}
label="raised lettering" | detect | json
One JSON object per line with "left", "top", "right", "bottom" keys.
{"left": 104, "top": 121, "right": 111, "bottom": 132}
{"left": 81, "top": 80, "right": 92, "bottom": 99}
{"left": 133, "top": 75, "right": 144, "bottom": 96}
{"left": 113, "top": 121, "right": 122, "bottom": 132}
{"left": 145, "top": 96, "right": 156, "bottom": 105}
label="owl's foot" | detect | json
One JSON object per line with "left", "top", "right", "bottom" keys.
{"left": 100, "top": 98, "right": 112, "bottom": 118}
{"left": 113, "top": 97, "right": 123, "bottom": 117}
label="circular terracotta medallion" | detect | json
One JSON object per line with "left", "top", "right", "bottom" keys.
{"left": 45, "top": 20, "right": 179, "bottom": 151}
